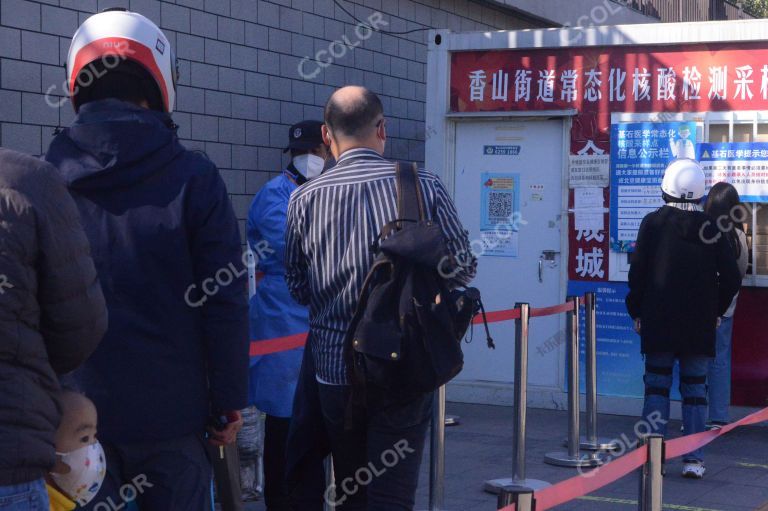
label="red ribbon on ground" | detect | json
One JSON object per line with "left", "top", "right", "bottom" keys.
{"left": 498, "top": 405, "right": 768, "bottom": 511}
{"left": 249, "top": 298, "right": 586, "bottom": 356}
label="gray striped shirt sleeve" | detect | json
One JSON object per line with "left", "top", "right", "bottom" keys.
{"left": 285, "top": 193, "right": 310, "bottom": 306}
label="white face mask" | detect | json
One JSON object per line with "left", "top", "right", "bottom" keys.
{"left": 51, "top": 442, "right": 107, "bottom": 506}
{"left": 293, "top": 154, "right": 325, "bottom": 180}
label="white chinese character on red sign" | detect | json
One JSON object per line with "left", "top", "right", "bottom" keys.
{"left": 657, "top": 67, "right": 676, "bottom": 101}
{"left": 492, "top": 70, "right": 509, "bottom": 101}
{"left": 514, "top": 69, "right": 532, "bottom": 101}
{"left": 761, "top": 65, "right": 768, "bottom": 99}
{"left": 734, "top": 65, "right": 754, "bottom": 100}
{"left": 584, "top": 69, "right": 602, "bottom": 102}
{"left": 708, "top": 66, "right": 728, "bottom": 100}
{"left": 575, "top": 247, "right": 604, "bottom": 278}
{"left": 683, "top": 66, "right": 702, "bottom": 100}
{"left": 561, "top": 69, "right": 579, "bottom": 102}
{"left": 609, "top": 68, "right": 626, "bottom": 101}
{"left": 537, "top": 70, "right": 555, "bottom": 102}
{"left": 633, "top": 68, "right": 651, "bottom": 101}
{"left": 575, "top": 230, "right": 605, "bottom": 242}
{"left": 469, "top": 70, "right": 486, "bottom": 101}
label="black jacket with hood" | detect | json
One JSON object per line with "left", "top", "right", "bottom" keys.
{"left": 0, "top": 149, "right": 107, "bottom": 485}
{"left": 45, "top": 99, "right": 249, "bottom": 443}
{"left": 626, "top": 205, "right": 741, "bottom": 356}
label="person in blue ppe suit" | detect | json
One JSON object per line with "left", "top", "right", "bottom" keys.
{"left": 248, "top": 120, "right": 329, "bottom": 510}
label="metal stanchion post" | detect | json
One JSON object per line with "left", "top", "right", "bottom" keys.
{"left": 638, "top": 435, "right": 664, "bottom": 511}
{"left": 544, "top": 296, "right": 602, "bottom": 468}
{"left": 580, "top": 292, "right": 619, "bottom": 452}
{"left": 429, "top": 385, "right": 446, "bottom": 511}
{"left": 484, "top": 303, "right": 549, "bottom": 494}
{"left": 324, "top": 456, "right": 335, "bottom": 511}
{"left": 497, "top": 486, "right": 536, "bottom": 511}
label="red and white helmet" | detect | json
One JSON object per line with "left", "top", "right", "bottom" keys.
{"left": 66, "top": 8, "right": 178, "bottom": 112}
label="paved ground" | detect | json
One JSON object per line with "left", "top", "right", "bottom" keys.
{"left": 242, "top": 402, "right": 768, "bottom": 511}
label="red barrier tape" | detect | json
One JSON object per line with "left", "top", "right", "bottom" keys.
{"left": 249, "top": 298, "right": 584, "bottom": 356}
{"left": 249, "top": 333, "right": 308, "bottom": 356}
{"left": 472, "top": 308, "right": 521, "bottom": 323}
{"left": 498, "top": 405, "right": 768, "bottom": 511}
{"left": 530, "top": 301, "right": 575, "bottom": 318}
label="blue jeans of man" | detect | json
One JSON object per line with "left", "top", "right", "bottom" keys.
{"left": 708, "top": 316, "right": 733, "bottom": 423}
{"left": 318, "top": 384, "right": 432, "bottom": 511}
{"left": 642, "top": 352, "right": 710, "bottom": 463}
{"left": 0, "top": 479, "right": 48, "bottom": 511}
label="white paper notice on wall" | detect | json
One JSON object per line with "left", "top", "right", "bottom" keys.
{"left": 569, "top": 154, "right": 610, "bottom": 188}
{"left": 575, "top": 211, "right": 605, "bottom": 232}
{"left": 574, "top": 187, "right": 604, "bottom": 209}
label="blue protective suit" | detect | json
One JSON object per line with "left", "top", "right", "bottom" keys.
{"left": 247, "top": 172, "right": 308, "bottom": 417}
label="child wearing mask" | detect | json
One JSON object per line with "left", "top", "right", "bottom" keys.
{"left": 47, "top": 390, "right": 106, "bottom": 511}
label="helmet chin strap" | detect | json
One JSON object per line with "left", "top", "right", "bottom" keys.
{"left": 286, "top": 162, "right": 307, "bottom": 185}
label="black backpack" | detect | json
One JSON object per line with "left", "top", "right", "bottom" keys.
{"left": 344, "top": 161, "right": 493, "bottom": 396}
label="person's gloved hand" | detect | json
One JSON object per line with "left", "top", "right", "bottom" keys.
{"left": 633, "top": 318, "right": 641, "bottom": 334}
{"left": 207, "top": 410, "right": 243, "bottom": 446}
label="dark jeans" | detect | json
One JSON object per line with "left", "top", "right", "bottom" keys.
{"left": 264, "top": 415, "right": 291, "bottom": 511}
{"left": 81, "top": 434, "right": 212, "bottom": 511}
{"left": 642, "top": 353, "right": 709, "bottom": 462}
{"left": 318, "top": 384, "right": 432, "bottom": 511}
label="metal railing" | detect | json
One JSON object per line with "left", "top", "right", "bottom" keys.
{"left": 623, "top": 0, "right": 751, "bottom": 21}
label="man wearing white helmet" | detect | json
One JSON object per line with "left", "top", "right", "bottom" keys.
{"left": 626, "top": 158, "right": 740, "bottom": 479}
{"left": 45, "top": 8, "right": 249, "bottom": 510}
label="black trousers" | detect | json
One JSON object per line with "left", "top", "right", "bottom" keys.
{"left": 81, "top": 434, "right": 211, "bottom": 511}
{"left": 263, "top": 415, "right": 291, "bottom": 510}
{"left": 317, "top": 384, "right": 432, "bottom": 511}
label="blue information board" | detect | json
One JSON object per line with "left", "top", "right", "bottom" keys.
{"left": 610, "top": 121, "right": 697, "bottom": 252}
{"left": 566, "top": 281, "right": 680, "bottom": 400}
{"left": 698, "top": 142, "right": 768, "bottom": 202}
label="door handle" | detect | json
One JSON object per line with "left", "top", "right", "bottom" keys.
{"left": 539, "top": 250, "right": 560, "bottom": 283}
{"left": 538, "top": 256, "right": 544, "bottom": 283}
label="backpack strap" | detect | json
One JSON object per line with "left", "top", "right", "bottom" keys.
{"left": 395, "top": 161, "right": 425, "bottom": 223}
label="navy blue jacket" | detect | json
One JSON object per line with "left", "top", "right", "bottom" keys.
{"left": 45, "top": 100, "right": 249, "bottom": 442}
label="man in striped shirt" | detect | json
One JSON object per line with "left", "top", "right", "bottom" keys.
{"left": 285, "top": 86, "right": 475, "bottom": 510}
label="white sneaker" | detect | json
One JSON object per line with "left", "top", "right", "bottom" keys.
{"left": 682, "top": 461, "right": 706, "bottom": 479}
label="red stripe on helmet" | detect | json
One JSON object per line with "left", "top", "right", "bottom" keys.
{"left": 69, "top": 37, "right": 169, "bottom": 112}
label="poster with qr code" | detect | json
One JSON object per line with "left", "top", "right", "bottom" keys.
{"left": 480, "top": 172, "right": 520, "bottom": 257}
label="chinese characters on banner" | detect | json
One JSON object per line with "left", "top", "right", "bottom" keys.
{"left": 450, "top": 42, "right": 768, "bottom": 153}
{"left": 453, "top": 43, "right": 768, "bottom": 114}
{"left": 698, "top": 142, "right": 768, "bottom": 202}
{"left": 609, "top": 122, "right": 697, "bottom": 252}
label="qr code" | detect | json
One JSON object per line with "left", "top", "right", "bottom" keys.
{"left": 488, "top": 191, "right": 512, "bottom": 220}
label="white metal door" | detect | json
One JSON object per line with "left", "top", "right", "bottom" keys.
{"left": 453, "top": 119, "right": 565, "bottom": 388}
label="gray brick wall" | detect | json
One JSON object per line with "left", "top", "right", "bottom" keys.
{"left": 0, "top": 0, "right": 539, "bottom": 239}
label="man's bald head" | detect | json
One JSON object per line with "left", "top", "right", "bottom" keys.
{"left": 324, "top": 86, "right": 383, "bottom": 140}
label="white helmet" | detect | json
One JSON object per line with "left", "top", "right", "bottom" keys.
{"left": 661, "top": 159, "right": 705, "bottom": 201}
{"left": 66, "top": 8, "right": 178, "bottom": 112}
